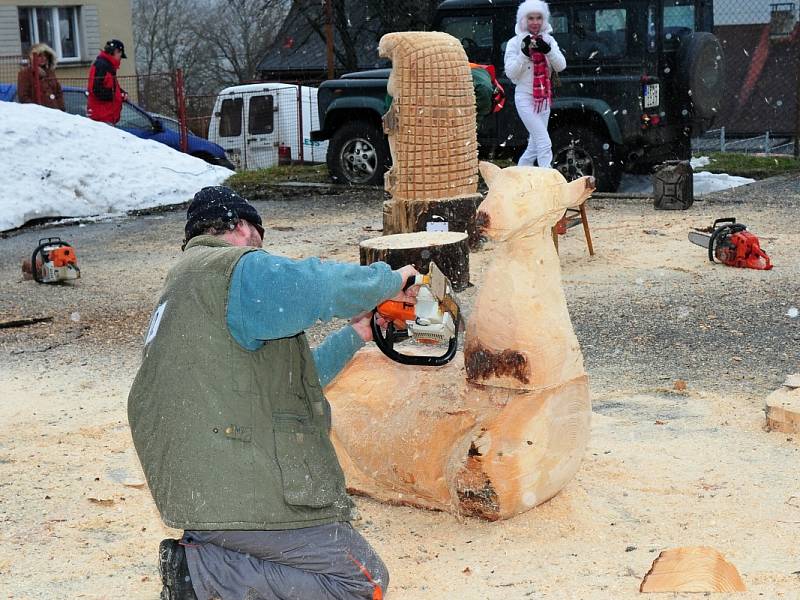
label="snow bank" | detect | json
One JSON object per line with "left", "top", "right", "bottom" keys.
{"left": 617, "top": 155, "right": 756, "bottom": 196}
{"left": 0, "top": 102, "right": 232, "bottom": 231}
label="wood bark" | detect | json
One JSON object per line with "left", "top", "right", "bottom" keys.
{"left": 359, "top": 231, "right": 470, "bottom": 292}
{"left": 382, "top": 194, "right": 484, "bottom": 249}
{"left": 325, "top": 164, "right": 597, "bottom": 520}
{"left": 640, "top": 547, "right": 747, "bottom": 592}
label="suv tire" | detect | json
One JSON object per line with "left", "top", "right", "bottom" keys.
{"left": 677, "top": 32, "right": 725, "bottom": 125}
{"left": 327, "top": 120, "right": 390, "bottom": 186}
{"left": 551, "top": 125, "right": 622, "bottom": 192}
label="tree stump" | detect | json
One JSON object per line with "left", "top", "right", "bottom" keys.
{"left": 382, "top": 194, "right": 484, "bottom": 249}
{"left": 640, "top": 547, "right": 746, "bottom": 592}
{"left": 359, "top": 231, "right": 470, "bottom": 291}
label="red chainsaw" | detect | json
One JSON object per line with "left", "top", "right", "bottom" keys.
{"left": 688, "top": 218, "right": 772, "bottom": 270}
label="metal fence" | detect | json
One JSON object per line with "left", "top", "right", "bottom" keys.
{"left": 713, "top": 1, "right": 800, "bottom": 146}
{"left": 1, "top": 54, "right": 324, "bottom": 171}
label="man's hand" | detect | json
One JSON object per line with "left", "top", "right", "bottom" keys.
{"left": 521, "top": 34, "right": 533, "bottom": 57}
{"left": 533, "top": 37, "right": 551, "bottom": 54}
{"left": 395, "top": 265, "right": 419, "bottom": 291}
{"left": 350, "top": 310, "right": 377, "bottom": 342}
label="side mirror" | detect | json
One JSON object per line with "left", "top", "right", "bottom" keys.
{"left": 152, "top": 118, "right": 164, "bottom": 133}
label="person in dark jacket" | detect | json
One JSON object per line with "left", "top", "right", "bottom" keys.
{"left": 87, "top": 39, "right": 128, "bottom": 124}
{"left": 17, "top": 43, "right": 64, "bottom": 111}
{"left": 128, "top": 186, "right": 419, "bottom": 600}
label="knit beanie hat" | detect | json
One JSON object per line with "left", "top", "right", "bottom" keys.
{"left": 184, "top": 186, "right": 263, "bottom": 246}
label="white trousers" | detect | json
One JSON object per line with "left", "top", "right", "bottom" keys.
{"left": 515, "top": 91, "right": 552, "bottom": 168}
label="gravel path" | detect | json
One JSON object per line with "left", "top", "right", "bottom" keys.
{"left": 1, "top": 175, "right": 798, "bottom": 599}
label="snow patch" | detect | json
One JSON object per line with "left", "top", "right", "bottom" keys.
{"left": 618, "top": 156, "right": 755, "bottom": 196}
{"left": 0, "top": 102, "right": 232, "bottom": 231}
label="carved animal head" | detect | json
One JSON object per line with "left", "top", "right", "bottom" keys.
{"left": 476, "top": 162, "right": 595, "bottom": 241}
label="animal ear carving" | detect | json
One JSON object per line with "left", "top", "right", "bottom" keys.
{"left": 479, "top": 161, "right": 502, "bottom": 187}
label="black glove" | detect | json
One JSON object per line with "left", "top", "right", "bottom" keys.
{"left": 533, "top": 37, "right": 551, "bottom": 54}
{"left": 521, "top": 35, "right": 532, "bottom": 57}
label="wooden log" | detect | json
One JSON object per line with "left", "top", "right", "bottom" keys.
{"left": 326, "top": 348, "right": 591, "bottom": 519}
{"left": 382, "top": 194, "right": 484, "bottom": 249}
{"left": 640, "top": 547, "right": 747, "bottom": 592}
{"left": 359, "top": 231, "right": 470, "bottom": 292}
{"left": 765, "top": 376, "right": 800, "bottom": 434}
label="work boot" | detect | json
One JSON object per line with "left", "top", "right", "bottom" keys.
{"left": 159, "top": 538, "right": 197, "bottom": 600}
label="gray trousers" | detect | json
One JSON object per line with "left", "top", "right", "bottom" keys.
{"left": 181, "top": 522, "right": 389, "bottom": 600}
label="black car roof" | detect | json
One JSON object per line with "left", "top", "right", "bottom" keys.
{"left": 437, "top": 0, "right": 518, "bottom": 8}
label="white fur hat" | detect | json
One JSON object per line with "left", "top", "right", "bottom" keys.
{"left": 516, "top": 0, "right": 551, "bottom": 34}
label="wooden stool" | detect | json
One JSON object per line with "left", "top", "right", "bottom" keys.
{"left": 552, "top": 202, "right": 594, "bottom": 256}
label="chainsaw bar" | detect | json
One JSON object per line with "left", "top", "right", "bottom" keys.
{"left": 688, "top": 231, "right": 712, "bottom": 248}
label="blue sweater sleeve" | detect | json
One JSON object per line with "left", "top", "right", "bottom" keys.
{"left": 227, "top": 250, "right": 402, "bottom": 346}
{"left": 311, "top": 325, "right": 365, "bottom": 387}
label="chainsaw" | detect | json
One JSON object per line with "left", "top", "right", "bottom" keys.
{"left": 26, "top": 237, "right": 81, "bottom": 283}
{"left": 688, "top": 218, "right": 772, "bottom": 270}
{"left": 371, "top": 262, "right": 461, "bottom": 366}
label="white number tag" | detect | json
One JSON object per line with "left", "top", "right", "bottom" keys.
{"left": 145, "top": 302, "right": 167, "bottom": 346}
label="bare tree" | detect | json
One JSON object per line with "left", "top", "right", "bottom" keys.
{"left": 193, "top": 0, "right": 290, "bottom": 85}
{"left": 134, "top": 0, "right": 290, "bottom": 91}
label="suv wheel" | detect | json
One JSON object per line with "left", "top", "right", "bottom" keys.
{"left": 678, "top": 32, "right": 725, "bottom": 127}
{"left": 327, "top": 120, "right": 390, "bottom": 186}
{"left": 551, "top": 125, "right": 621, "bottom": 192}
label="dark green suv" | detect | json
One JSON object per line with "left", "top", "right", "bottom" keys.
{"left": 311, "top": 0, "right": 724, "bottom": 192}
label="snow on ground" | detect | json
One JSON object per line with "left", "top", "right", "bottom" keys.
{"left": 617, "top": 155, "right": 756, "bottom": 195}
{"left": 0, "top": 102, "right": 232, "bottom": 232}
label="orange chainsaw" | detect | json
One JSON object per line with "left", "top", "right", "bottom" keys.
{"left": 371, "top": 262, "right": 461, "bottom": 366}
{"left": 25, "top": 237, "right": 81, "bottom": 283}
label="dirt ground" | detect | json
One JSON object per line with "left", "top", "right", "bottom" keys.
{"left": 1, "top": 177, "right": 799, "bottom": 599}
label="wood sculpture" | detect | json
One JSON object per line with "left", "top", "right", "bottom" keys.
{"left": 640, "top": 547, "right": 747, "bottom": 592}
{"left": 379, "top": 31, "right": 483, "bottom": 245}
{"left": 325, "top": 163, "right": 595, "bottom": 519}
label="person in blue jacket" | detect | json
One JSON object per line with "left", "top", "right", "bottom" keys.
{"left": 129, "top": 185, "right": 418, "bottom": 600}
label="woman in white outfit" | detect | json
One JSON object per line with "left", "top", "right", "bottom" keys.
{"left": 504, "top": 0, "right": 567, "bottom": 168}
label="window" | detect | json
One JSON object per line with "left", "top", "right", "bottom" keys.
{"left": 663, "top": 0, "right": 695, "bottom": 49}
{"left": 18, "top": 7, "right": 81, "bottom": 61}
{"left": 63, "top": 89, "right": 88, "bottom": 117}
{"left": 574, "top": 8, "right": 628, "bottom": 59}
{"left": 118, "top": 103, "right": 155, "bottom": 131}
{"left": 219, "top": 98, "right": 243, "bottom": 137}
{"left": 439, "top": 16, "right": 494, "bottom": 64}
{"left": 248, "top": 95, "right": 274, "bottom": 135}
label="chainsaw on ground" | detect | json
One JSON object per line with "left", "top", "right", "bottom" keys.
{"left": 371, "top": 262, "right": 461, "bottom": 366}
{"left": 688, "top": 218, "right": 772, "bottom": 270}
{"left": 25, "top": 237, "right": 81, "bottom": 283}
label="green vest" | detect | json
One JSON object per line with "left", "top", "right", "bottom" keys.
{"left": 127, "top": 236, "right": 356, "bottom": 530}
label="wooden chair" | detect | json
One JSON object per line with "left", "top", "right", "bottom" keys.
{"left": 552, "top": 201, "right": 594, "bottom": 256}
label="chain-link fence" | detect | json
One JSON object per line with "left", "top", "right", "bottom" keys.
{"left": 2, "top": 58, "right": 193, "bottom": 158}
{"left": 713, "top": 1, "right": 800, "bottom": 150}
{"left": 1, "top": 54, "right": 326, "bottom": 171}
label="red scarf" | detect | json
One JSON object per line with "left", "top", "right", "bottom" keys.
{"left": 531, "top": 49, "right": 551, "bottom": 112}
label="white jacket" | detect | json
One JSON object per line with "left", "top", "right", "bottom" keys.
{"left": 504, "top": 0, "right": 566, "bottom": 93}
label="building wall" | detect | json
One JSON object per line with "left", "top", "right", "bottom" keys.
{"left": 0, "top": 0, "right": 136, "bottom": 80}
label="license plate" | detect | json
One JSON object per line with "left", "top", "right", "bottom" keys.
{"left": 643, "top": 83, "right": 660, "bottom": 108}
